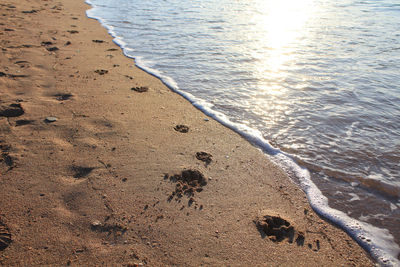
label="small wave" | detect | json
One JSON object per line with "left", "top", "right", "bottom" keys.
{"left": 297, "top": 158, "right": 400, "bottom": 200}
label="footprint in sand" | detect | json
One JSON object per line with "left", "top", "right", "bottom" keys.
{"left": 131, "top": 86, "right": 148, "bottom": 93}
{"left": 174, "top": 124, "right": 189, "bottom": 133}
{"left": 0, "top": 103, "right": 24, "bottom": 117}
{"left": 196, "top": 152, "right": 212, "bottom": 165}
{"left": 95, "top": 69, "right": 108, "bottom": 75}
{"left": 254, "top": 210, "right": 305, "bottom": 246}
{"left": 70, "top": 165, "right": 95, "bottom": 179}
{"left": 164, "top": 169, "right": 207, "bottom": 207}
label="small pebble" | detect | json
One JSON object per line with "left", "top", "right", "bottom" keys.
{"left": 45, "top": 116, "right": 58, "bottom": 123}
{"left": 91, "top": 220, "right": 102, "bottom": 227}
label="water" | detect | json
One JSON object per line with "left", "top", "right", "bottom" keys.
{"left": 86, "top": 0, "right": 400, "bottom": 265}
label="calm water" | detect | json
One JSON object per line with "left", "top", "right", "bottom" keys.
{"left": 87, "top": 0, "right": 400, "bottom": 264}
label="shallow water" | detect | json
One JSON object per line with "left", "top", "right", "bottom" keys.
{"left": 87, "top": 0, "right": 400, "bottom": 264}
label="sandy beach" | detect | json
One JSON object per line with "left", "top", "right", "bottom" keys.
{"left": 0, "top": 0, "right": 374, "bottom": 266}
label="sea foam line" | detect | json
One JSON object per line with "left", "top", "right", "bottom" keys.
{"left": 85, "top": 1, "right": 400, "bottom": 265}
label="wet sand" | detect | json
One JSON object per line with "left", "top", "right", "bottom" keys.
{"left": 0, "top": 0, "right": 374, "bottom": 266}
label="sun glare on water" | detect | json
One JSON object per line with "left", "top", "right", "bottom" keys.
{"left": 258, "top": 0, "right": 315, "bottom": 49}
{"left": 248, "top": 0, "right": 317, "bottom": 96}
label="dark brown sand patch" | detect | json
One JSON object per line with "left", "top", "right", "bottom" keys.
{"left": 90, "top": 217, "right": 128, "bottom": 243}
{"left": 54, "top": 93, "right": 73, "bottom": 101}
{"left": 0, "top": 221, "right": 12, "bottom": 251}
{"left": 15, "top": 119, "right": 34, "bottom": 126}
{"left": 70, "top": 165, "right": 95, "bottom": 178}
{"left": 22, "top": 10, "right": 38, "bottom": 14}
{"left": 90, "top": 220, "right": 127, "bottom": 234}
{"left": 46, "top": 46, "right": 59, "bottom": 52}
{"left": 1, "top": 153, "right": 14, "bottom": 168}
{"left": 41, "top": 41, "right": 54, "bottom": 46}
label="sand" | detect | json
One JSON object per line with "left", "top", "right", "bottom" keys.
{"left": 0, "top": 0, "right": 374, "bottom": 266}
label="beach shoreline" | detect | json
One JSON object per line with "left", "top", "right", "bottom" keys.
{"left": 0, "top": 0, "right": 374, "bottom": 265}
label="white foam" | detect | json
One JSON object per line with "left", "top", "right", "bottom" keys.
{"left": 85, "top": 2, "right": 400, "bottom": 265}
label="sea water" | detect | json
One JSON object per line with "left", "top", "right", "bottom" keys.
{"left": 86, "top": 0, "right": 400, "bottom": 265}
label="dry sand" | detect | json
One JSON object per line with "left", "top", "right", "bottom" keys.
{"left": 0, "top": 0, "right": 374, "bottom": 266}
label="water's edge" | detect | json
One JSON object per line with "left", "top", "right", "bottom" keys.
{"left": 85, "top": 1, "right": 400, "bottom": 265}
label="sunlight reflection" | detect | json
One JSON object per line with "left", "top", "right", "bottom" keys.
{"left": 258, "top": 0, "right": 314, "bottom": 49}
{"left": 250, "top": 0, "right": 316, "bottom": 89}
